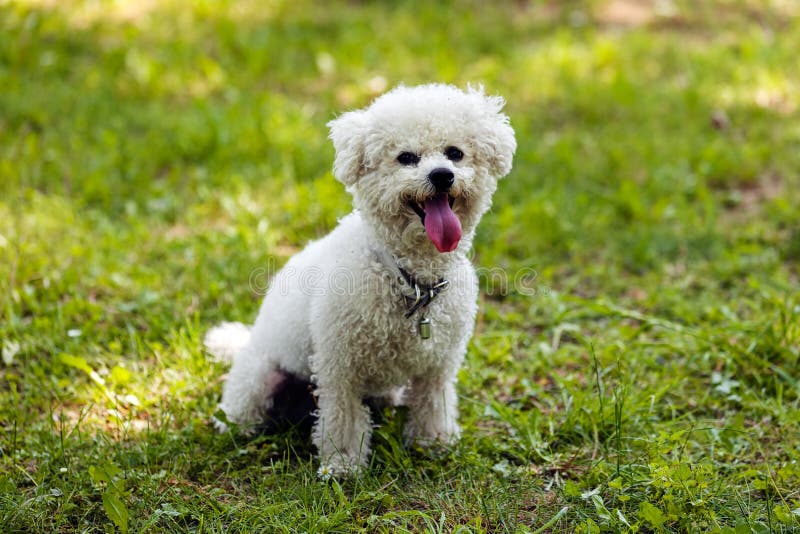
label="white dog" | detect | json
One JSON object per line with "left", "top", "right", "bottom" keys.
{"left": 205, "top": 83, "right": 516, "bottom": 476}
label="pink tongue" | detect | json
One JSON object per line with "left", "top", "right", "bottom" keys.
{"left": 423, "top": 193, "right": 462, "bottom": 253}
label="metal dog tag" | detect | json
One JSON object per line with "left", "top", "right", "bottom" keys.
{"left": 419, "top": 316, "right": 431, "bottom": 339}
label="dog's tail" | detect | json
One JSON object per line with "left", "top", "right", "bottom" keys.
{"left": 203, "top": 322, "right": 251, "bottom": 362}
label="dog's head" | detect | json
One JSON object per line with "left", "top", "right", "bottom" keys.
{"left": 328, "top": 84, "right": 516, "bottom": 256}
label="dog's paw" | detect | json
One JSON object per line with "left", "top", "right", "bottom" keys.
{"left": 403, "top": 424, "right": 461, "bottom": 450}
{"left": 317, "top": 460, "right": 362, "bottom": 480}
{"left": 211, "top": 415, "right": 230, "bottom": 434}
{"left": 316, "top": 451, "right": 367, "bottom": 479}
{"left": 211, "top": 409, "right": 257, "bottom": 436}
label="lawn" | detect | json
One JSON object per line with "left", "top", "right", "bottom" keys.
{"left": 1, "top": 0, "right": 799, "bottom": 531}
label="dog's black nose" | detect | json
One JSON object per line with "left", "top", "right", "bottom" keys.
{"left": 428, "top": 168, "right": 454, "bottom": 192}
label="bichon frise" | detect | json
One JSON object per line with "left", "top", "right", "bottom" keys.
{"left": 205, "top": 83, "right": 516, "bottom": 476}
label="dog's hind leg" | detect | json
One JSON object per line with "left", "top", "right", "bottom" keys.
{"left": 216, "top": 342, "right": 282, "bottom": 434}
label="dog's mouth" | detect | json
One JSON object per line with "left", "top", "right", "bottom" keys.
{"left": 406, "top": 193, "right": 462, "bottom": 253}
{"left": 408, "top": 196, "right": 454, "bottom": 222}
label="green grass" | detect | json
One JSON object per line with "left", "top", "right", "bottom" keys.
{"left": 2, "top": 0, "right": 800, "bottom": 531}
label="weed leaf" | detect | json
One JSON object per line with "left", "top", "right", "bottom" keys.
{"left": 102, "top": 492, "right": 129, "bottom": 533}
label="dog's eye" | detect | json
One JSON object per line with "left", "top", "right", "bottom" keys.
{"left": 397, "top": 152, "right": 420, "bottom": 166}
{"left": 444, "top": 146, "right": 464, "bottom": 162}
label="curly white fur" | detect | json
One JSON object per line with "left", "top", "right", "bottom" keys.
{"left": 206, "top": 83, "right": 516, "bottom": 476}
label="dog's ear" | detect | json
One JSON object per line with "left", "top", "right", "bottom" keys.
{"left": 328, "top": 110, "right": 370, "bottom": 186}
{"left": 471, "top": 89, "right": 517, "bottom": 179}
{"left": 486, "top": 115, "right": 516, "bottom": 179}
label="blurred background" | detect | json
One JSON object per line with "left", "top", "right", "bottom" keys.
{"left": 3, "top": 1, "right": 799, "bottom": 297}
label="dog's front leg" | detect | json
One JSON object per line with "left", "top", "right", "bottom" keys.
{"left": 403, "top": 373, "right": 461, "bottom": 447}
{"left": 312, "top": 380, "right": 372, "bottom": 477}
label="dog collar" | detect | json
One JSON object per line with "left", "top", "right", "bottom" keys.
{"left": 397, "top": 266, "right": 449, "bottom": 319}
{"left": 373, "top": 248, "right": 449, "bottom": 339}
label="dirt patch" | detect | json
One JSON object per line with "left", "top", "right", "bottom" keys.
{"left": 598, "top": 0, "right": 660, "bottom": 27}
{"left": 719, "top": 172, "right": 785, "bottom": 225}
